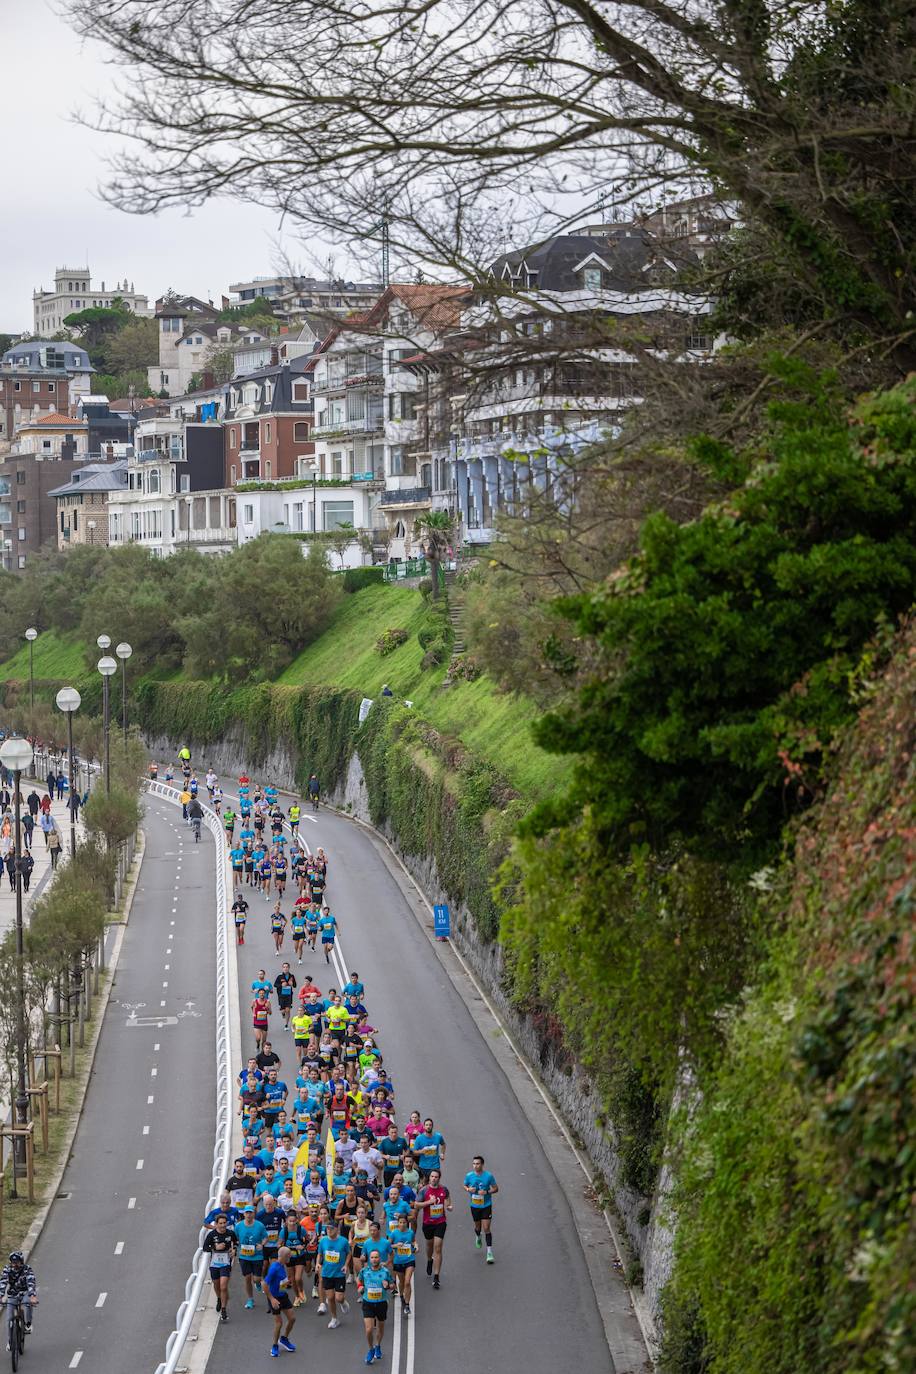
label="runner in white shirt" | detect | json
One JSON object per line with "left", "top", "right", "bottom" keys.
{"left": 352, "top": 1134, "right": 385, "bottom": 1184}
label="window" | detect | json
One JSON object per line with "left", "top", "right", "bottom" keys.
{"left": 32, "top": 381, "right": 40, "bottom": 394}
{"left": 264, "top": 422, "right": 271, "bottom": 444}
{"left": 294, "top": 421, "right": 308, "bottom": 441}
{"left": 16, "top": 500, "right": 25, "bottom": 513}
{"left": 322, "top": 500, "right": 354, "bottom": 531}
{"left": 18, "top": 527, "right": 26, "bottom": 541}
{"left": 243, "top": 504, "right": 254, "bottom": 523}
{"left": 229, "top": 428, "right": 237, "bottom": 448}
{"left": 42, "top": 440, "right": 52, "bottom": 451}
{"left": 17, "top": 556, "right": 25, "bottom": 570}
{"left": 16, "top": 471, "right": 25, "bottom": 485}
{"left": 389, "top": 446, "right": 404, "bottom": 475}
{"left": 265, "top": 461, "right": 271, "bottom": 478}
{"left": 13, "top": 382, "right": 20, "bottom": 393}
{"left": 332, "top": 451, "right": 343, "bottom": 476}
{"left": 293, "top": 383, "right": 309, "bottom": 402}
{"left": 148, "top": 468, "right": 160, "bottom": 494}
{"left": 48, "top": 382, "right": 55, "bottom": 393}
{"left": 583, "top": 266, "right": 602, "bottom": 291}
{"left": 73, "top": 510, "right": 79, "bottom": 531}
{"left": 230, "top": 464, "right": 237, "bottom": 484}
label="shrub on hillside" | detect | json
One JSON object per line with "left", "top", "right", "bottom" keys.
{"left": 375, "top": 627, "right": 409, "bottom": 655}
{"left": 343, "top": 566, "right": 384, "bottom": 593}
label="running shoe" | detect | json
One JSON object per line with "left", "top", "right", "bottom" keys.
{"left": 341, "top": 1299, "right": 350, "bottom": 1314}
{"left": 216, "top": 1298, "right": 222, "bottom": 1312}
{"left": 486, "top": 1250, "right": 495, "bottom": 1264}
{"left": 433, "top": 1275, "right": 440, "bottom": 1290}
{"left": 402, "top": 1302, "right": 411, "bottom": 1316}
{"left": 245, "top": 1298, "right": 255, "bottom": 1309}
{"left": 365, "top": 1354, "right": 374, "bottom": 1367}
{"left": 426, "top": 1259, "right": 433, "bottom": 1276}
{"left": 279, "top": 1336, "right": 296, "bottom": 1352}
{"left": 373, "top": 1347, "right": 383, "bottom": 1361}
{"left": 220, "top": 1308, "right": 228, "bottom": 1322}
{"left": 316, "top": 1302, "right": 326, "bottom": 1314}
{"left": 475, "top": 1235, "right": 482, "bottom": 1250}
{"left": 270, "top": 1346, "right": 280, "bottom": 1359}
{"left": 328, "top": 1317, "right": 340, "bottom": 1329}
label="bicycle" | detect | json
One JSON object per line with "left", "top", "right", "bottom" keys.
{"left": 191, "top": 817, "right": 202, "bottom": 843}
{"left": 310, "top": 792, "right": 320, "bottom": 813}
{"left": 6, "top": 1295, "right": 27, "bottom": 1370}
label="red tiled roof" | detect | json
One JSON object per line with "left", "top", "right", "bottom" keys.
{"left": 24, "top": 412, "right": 87, "bottom": 428}
{"left": 365, "top": 283, "right": 470, "bottom": 330}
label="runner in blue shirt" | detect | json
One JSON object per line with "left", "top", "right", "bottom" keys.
{"left": 264, "top": 1245, "right": 297, "bottom": 1357}
{"left": 235, "top": 1207, "right": 268, "bottom": 1309}
{"left": 317, "top": 1219, "right": 351, "bottom": 1328}
{"left": 388, "top": 1218, "right": 416, "bottom": 1315}
{"left": 251, "top": 970, "right": 273, "bottom": 1000}
{"left": 318, "top": 909, "right": 338, "bottom": 965}
{"left": 343, "top": 972, "right": 365, "bottom": 998}
{"left": 230, "top": 845, "right": 245, "bottom": 879}
{"left": 463, "top": 1155, "right": 499, "bottom": 1262}
{"left": 357, "top": 1251, "right": 394, "bottom": 1364}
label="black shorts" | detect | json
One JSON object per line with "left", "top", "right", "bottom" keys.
{"left": 240, "top": 1258, "right": 262, "bottom": 1276}
{"left": 362, "top": 1300, "right": 389, "bottom": 1320}
{"left": 287, "top": 1252, "right": 307, "bottom": 1267}
{"left": 278, "top": 994, "right": 293, "bottom": 1009}
{"left": 383, "top": 1169, "right": 399, "bottom": 1187}
{"left": 394, "top": 1260, "right": 415, "bottom": 1273}
{"left": 209, "top": 1263, "right": 232, "bottom": 1280}
{"left": 422, "top": 1222, "right": 447, "bottom": 1240}
{"left": 263, "top": 1246, "right": 280, "bottom": 1263}
{"left": 322, "top": 1274, "right": 346, "bottom": 1293}
{"left": 269, "top": 1292, "right": 293, "bottom": 1312}
{"left": 471, "top": 1206, "right": 493, "bottom": 1222}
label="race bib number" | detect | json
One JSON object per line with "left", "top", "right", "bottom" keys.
{"left": 365, "top": 1282, "right": 385, "bottom": 1301}
{"left": 429, "top": 1202, "right": 444, "bottom": 1219}
{"left": 395, "top": 1241, "right": 412, "bottom": 1258}
{"left": 211, "top": 1251, "right": 231, "bottom": 1267}
{"left": 240, "top": 1243, "right": 256, "bottom": 1258}
{"left": 323, "top": 1248, "right": 340, "bottom": 1265}
{"left": 471, "top": 1191, "right": 486, "bottom": 1206}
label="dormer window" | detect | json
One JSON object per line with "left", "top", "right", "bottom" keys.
{"left": 583, "top": 266, "right": 602, "bottom": 291}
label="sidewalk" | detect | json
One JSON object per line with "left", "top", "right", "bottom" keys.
{"left": 0, "top": 781, "right": 84, "bottom": 940}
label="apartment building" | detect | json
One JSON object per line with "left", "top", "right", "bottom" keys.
{"left": 108, "top": 409, "right": 234, "bottom": 555}
{"left": 33, "top": 267, "right": 149, "bottom": 337}
{"left": 49, "top": 461, "right": 129, "bottom": 549}
{"left": 149, "top": 294, "right": 271, "bottom": 397}
{"left": 1, "top": 342, "right": 95, "bottom": 447}
{"left": 223, "top": 358, "right": 315, "bottom": 486}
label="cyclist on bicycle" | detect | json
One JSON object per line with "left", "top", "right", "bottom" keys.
{"left": 307, "top": 774, "right": 320, "bottom": 809}
{"left": 0, "top": 1252, "right": 37, "bottom": 1342}
{"left": 188, "top": 797, "right": 204, "bottom": 840}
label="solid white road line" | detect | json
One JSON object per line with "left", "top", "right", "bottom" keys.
{"left": 406, "top": 1286, "right": 416, "bottom": 1374}
{"left": 390, "top": 1291, "right": 402, "bottom": 1374}
{"left": 95, "top": 1292, "right": 107, "bottom": 1307}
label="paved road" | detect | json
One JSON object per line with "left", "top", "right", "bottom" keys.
{"left": 30, "top": 796, "right": 218, "bottom": 1373}
{"left": 204, "top": 796, "right": 613, "bottom": 1374}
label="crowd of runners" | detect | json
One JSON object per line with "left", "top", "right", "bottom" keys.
{"left": 159, "top": 759, "right": 499, "bottom": 1363}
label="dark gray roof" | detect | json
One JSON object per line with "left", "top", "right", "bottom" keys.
{"left": 2, "top": 341, "right": 93, "bottom": 371}
{"left": 491, "top": 229, "right": 694, "bottom": 292}
{"left": 48, "top": 460, "right": 128, "bottom": 498}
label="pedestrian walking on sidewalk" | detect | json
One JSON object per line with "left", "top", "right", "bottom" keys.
{"left": 27, "top": 789, "right": 40, "bottom": 819}
{"left": 48, "top": 826, "right": 62, "bottom": 870}
{"left": 45, "top": 768, "right": 55, "bottom": 797}
{"left": 39, "top": 792, "right": 51, "bottom": 817}
{"left": 5, "top": 852, "right": 15, "bottom": 891}
{"left": 21, "top": 812, "right": 34, "bottom": 851}
{"left": 56, "top": 771, "right": 66, "bottom": 800}
{"left": 17, "top": 851, "right": 34, "bottom": 893}
{"left": 40, "top": 811, "right": 54, "bottom": 848}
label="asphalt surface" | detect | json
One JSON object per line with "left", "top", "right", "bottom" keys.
{"left": 30, "top": 796, "right": 218, "bottom": 1373}
{"left": 204, "top": 796, "right": 613, "bottom": 1374}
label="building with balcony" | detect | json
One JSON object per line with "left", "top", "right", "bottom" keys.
{"left": 48, "top": 461, "right": 129, "bottom": 549}
{"left": 224, "top": 357, "right": 316, "bottom": 486}
{"left": 234, "top": 479, "right": 378, "bottom": 566}
{"left": 1, "top": 342, "right": 95, "bottom": 447}
{"left": 33, "top": 266, "right": 149, "bottom": 338}
{"left": 228, "top": 274, "right": 381, "bottom": 323}
{"left": 108, "top": 410, "right": 234, "bottom": 555}
{"left": 0, "top": 451, "right": 85, "bottom": 570}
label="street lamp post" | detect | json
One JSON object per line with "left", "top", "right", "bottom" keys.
{"left": 97, "top": 657, "right": 117, "bottom": 791}
{"left": 56, "top": 687, "right": 81, "bottom": 858}
{"left": 115, "top": 642, "right": 132, "bottom": 740}
{"left": 24, "top": 628, "right": 37, "bottom": 736}
{"left": 0, "top": 736, "right": 34, "bottom": 1190}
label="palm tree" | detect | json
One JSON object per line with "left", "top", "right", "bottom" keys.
{"left": 414, "top": 510, "right": 453, "bottom": 599}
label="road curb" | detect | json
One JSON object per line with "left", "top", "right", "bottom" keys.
{"left": 21, "top": 828, "right": 146, "bottom": 1259}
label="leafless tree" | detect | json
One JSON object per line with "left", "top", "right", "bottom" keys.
{"left": 66, "top": 0, "right": 916, "bottom": 368}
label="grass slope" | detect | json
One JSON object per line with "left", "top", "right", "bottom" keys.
{"left": 0, "top": 630, "right": 87, "bottom": 681}
{"left": 280, "top": 584, "right": 569, "bottom": 798}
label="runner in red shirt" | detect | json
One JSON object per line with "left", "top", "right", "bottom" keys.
{"left": 414, "top": 1169, "right": 452, "bottom": 1290}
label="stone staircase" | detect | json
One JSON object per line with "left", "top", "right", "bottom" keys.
{"left": 444, "top": 569, "right": 467, "bottom": 661}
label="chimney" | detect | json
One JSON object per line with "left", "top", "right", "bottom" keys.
{"left": 270, "top": 345, "right": 279, "bottom": 366}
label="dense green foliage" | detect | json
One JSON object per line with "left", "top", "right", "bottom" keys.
{"left": 534, "top": 370, "right": 916, "bottom": 864}
{"left": 0, "top": 537, "right": 340, "bottom": 685}
{"left": 661, "top": 617, "right": 916, "bottom": 1374}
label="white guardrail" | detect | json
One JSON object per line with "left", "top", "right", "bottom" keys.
{"left": 148, "top": 783, "right": 233, "bottom": 1374}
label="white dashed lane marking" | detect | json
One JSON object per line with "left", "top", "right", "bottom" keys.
{"left": 95, "top": 1292, "right": 106, "bottom": 1307}
{"left": 128, "top": 1198, "right": 136, "bottom": 1209}
{"left": 69, "top": 1353, "right": 83, "bottom": 1368}
{"left": 115, "top": 1241, "right": 125, "bottom": 1254}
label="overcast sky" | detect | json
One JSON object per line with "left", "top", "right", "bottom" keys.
{"left": 1, "top": 1, "right": 329, "bottom": 331}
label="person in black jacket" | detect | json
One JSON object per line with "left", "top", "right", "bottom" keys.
{"left": 45, "top": 769, "right": 55, "bottom": 798}
{"left": 4, "top": 852, "right": 15, "bottom": 892}
{"left": 17, "top": 851, "right": 34, "bottom": 893}
{"left": 26, "top": 790, "right": 40, "bottom": 819}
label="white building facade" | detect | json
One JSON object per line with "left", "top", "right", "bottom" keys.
{"left": 33, "top": 267, "right": 149, "bottom": 337}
